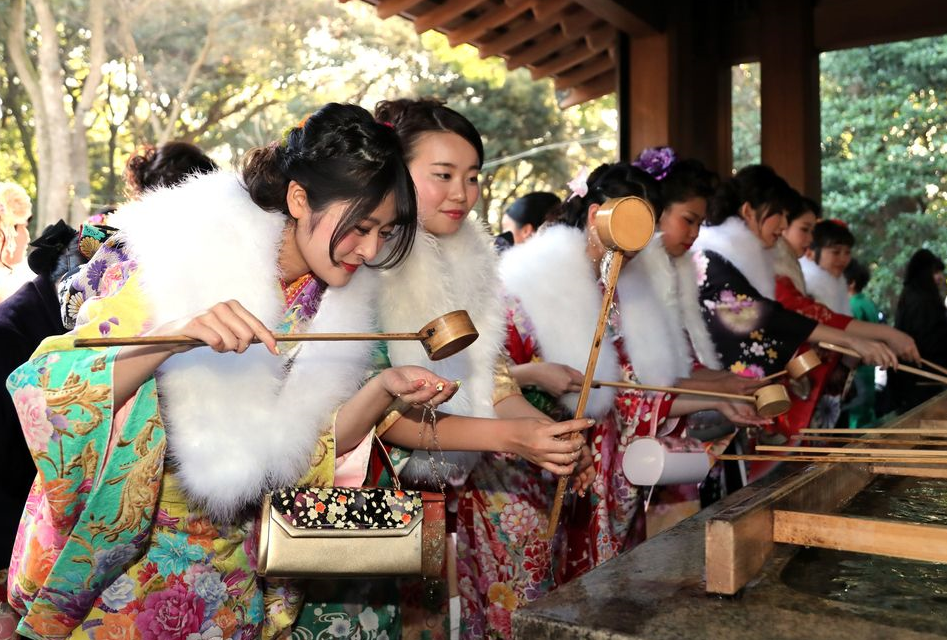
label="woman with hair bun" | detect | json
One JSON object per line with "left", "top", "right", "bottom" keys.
{"left": 124, "top": 141, "right": 219, "bottom": 199}
{"left": 0, "top": 182, "right": 34, "bottom": 302}
{"left": 6, "top": 103, "right": 517, "bottom": 639}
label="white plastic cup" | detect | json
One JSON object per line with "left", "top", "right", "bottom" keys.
{"left": 622, "top": 437, "right": 713, "bottom": 486}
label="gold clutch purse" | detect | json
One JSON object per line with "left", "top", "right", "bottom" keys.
{"left": 257, "top": 436, "right": 446, "bottom": 578}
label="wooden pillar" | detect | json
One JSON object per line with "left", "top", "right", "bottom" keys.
{"left": 760, "top": 0, "right": 820, "bottom": 198}
{"left": 620, "top": 0, "right": 729, "bottom": 174}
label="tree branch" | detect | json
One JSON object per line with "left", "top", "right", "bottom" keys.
{"left": 159, "top": 14, "right": 219, "bottom": 143}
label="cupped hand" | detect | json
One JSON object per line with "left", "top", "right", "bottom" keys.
{"left": 508, "top": 416, "right": 593, "bottom": 475}
{"left": 716, "top": 400, "right": 773, "bottom": 427}
{"left": 147, "top": 300, "right": 278, "bottom": 355}
{"left": 377, "top": 365, "right": 459, "bottom": 408}
{"left": 883, "top": 328, "right": 920, "bottom": 364}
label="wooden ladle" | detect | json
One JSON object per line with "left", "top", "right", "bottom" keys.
{"left": 591, "top": 380, "right": 792, "bottom": 418}
{"left": 73, "top": 309, "right": 479, "bottom": 362}
{"left": 544, "top": 195, "right": 656, "bottom": 540}
{"left": 818, "top": 341, "right": 947, "bottom": 385}
{"left": 760, "top": 350, "right": 822, "bottom": 382}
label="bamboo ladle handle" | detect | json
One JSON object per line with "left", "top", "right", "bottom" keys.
{"left": 922, "top": 358, "right": 947, "bottom": 377}
{"left": 818, "top": 341, "right": 947, "bottom": 385}
{"left": 544, "top": 195, "right": 655, "bottom": 541}
{"left": 591, "top": 380, "right": 791, "bottom": 418}
{"left": 73, "top": 310, "right": 479, "bottom": 361}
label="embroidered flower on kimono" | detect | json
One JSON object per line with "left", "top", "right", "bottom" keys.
{"left": 497, "top": 502, "right": 540, "bottom": 543}
{"left": 716, "top": 290, "right": 762, "bottom": 334}
{"left": 749, "top": 342, "right": 765, "bottom": 357}
{"left": 85, "top": 257, "right": 109, "bottom": 291}
{"left": 731, "top": 362, "right": 747, "bottom": 374}
{"left": 100, "top": 263, "right": 128, "bottom": 296}
{"left": 93, "top": 542, "right": 139, "bottom": 577}
{"left": 14, "top": 386, "right": 55, "bottom": 453}
{"left": 136, "top": 582, "right": 205, "bottom": 640}
{"left": 487, "top": 582, "right": 518, "bottom": 611}
{"left": 246, "top": 591, "right": 265, "bottom": 624}
{"left": 185, "top": 569, "right": 228, "bottom": 616}
{"left": 101, "top": 574, "right": 138, "bottom": 611}
{"left": 358, "top": 608, "right": 380, "bottom": 632}
{"left": 150, "top": 533, "right": 207, "bottom": 577}
{"left": 744, "top": 364, "right": 765, "bottom": 378}
{"left": 327, "top": 617, "right": 352, "bottom": 637}
{"left": 693, "top": 251, "right": 709, "bottom": 286}
{"left": 99, "top": 612, "right": 138, "bottom": 639}
{"left": 186, "top": 623, "right": 224, "bottom": 640}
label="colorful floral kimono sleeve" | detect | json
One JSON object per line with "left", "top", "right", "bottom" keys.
{"left": 695, "top": 250, "right": 817, "bottom": 378}
{"left": 6, "top": 237, "right": 166, "bottom": 640}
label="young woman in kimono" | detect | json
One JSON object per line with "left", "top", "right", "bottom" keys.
{"left": 5, "top": 104, "right": 589, "bottom": 640}
{"left": 774, "top": 198, "right": 918, "bottom": 430}
{"left": 295, "top": 99, "right": 593, "bottom": 640}
{"left": 464, "top": 162, "right": 770, "bottom": 640}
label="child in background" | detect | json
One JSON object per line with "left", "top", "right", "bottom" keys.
{"left": 844, "top": 258, "right": 880, "bottom": 427}
{"left": 801, "top": 219, "right": 854, "bottom": 314}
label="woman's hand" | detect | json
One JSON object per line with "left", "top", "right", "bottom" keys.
{"left": 845, "top": 336, "right": 899, "bottom": 369}
{"left": 507, "top": 416, "right": 594, "bottom": 475}
{"left": 513, "top": 362, "right": 585, "bottom": 397}
{"left": 880, "top": 327, "right": 921, "bottom": 364}
{"left": 147, "top": 300, "right": 278, "bottom": 355}
{"left": 571, "top": 445, "right": 595, "bottom": 495}
{"left": 376, "top": 365, "right": 459, "bottom": 408}
{"left": 714, "top": 400, "right": 773, "bottom": 427}
{"left": 688, "top": 369, "right": 766, "bottom": 396}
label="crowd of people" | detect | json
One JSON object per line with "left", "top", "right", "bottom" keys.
{"left": 1, "top": 102, "right": 945, "bottom": 640}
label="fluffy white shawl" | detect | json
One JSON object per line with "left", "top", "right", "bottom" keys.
{"left": 114, "top": 172, "right": 378, "bottom": 519}
{"left": 692, "top": 216, "right": 776, "bottom": 298}
{"left": 377, "top": 217, "right": 506, "bottom": 486}
{"left": 499, "top": 226, "right": 721, "bottom": 416}
{"left": 801, "top": 256, "right": 852, "bottom": 314}
{"left": 773, "top": 237, "right": 807, "bottom": 294}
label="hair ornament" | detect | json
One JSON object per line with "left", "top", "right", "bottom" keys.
{"left": 632, "top": 146, "right": 677, "bottom": 181}
{"left": 566, "top": 167, "right": 589, "bottom": 201}
{"left": 828, "top": 217, "right": 849, "bottom": 229}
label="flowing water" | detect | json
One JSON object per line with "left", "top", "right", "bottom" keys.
{"left": 781, "top": 475, "right": 947, "bottom": 614}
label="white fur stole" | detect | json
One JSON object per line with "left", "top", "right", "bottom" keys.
{"left": 692, "top": 217, "right": 776, "bottom": 298}
{"left": 377, "top": 217, "right": 506, "bottom": 486}
{"left": 773, "top": 237, "right": 808, "bottom": 295}
{"left": 114, "top": 172, "right": 378, "bottom": 519}
{"left": 800, "top": 256, "right": 851, "bottom": 314}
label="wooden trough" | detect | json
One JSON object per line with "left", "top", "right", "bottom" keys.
{"left": 705, "top": 398, "right": 947, "bottom": 595}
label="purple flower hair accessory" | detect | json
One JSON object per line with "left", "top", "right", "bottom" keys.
{"left": 566, "top": 167, "right": 589, "bottom": 201}
{"left": 633, "top": 146, "right": 677, "bottom": 181}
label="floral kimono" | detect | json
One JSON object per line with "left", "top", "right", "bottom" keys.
{"left": 457, "top": 226, "right": 707, "bottom": 639}
{"left": 6, "top": 173, "right": 379, "bottom": 640}
{"left": 773, "top": 238, "right": 852, "bottom": 431}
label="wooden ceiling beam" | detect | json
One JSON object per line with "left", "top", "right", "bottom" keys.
{"left": 530, "top": 0, "right": 571, "bottom": 21}
{"left": 505, "top": 28, "right": 570, "bottom": 69}
{"left": 446, "top": 0, "right": 533, "bottom": 46}
{"left": 529, "top": 42, "right": 599, "bottom": 80}
{"left": 553, "top": 50, "right": 613, "bottom": 90}
{"left": 477, "top": 10, "right": 565, "bottom": 58}
{"left": 559, "top": 9, "right": 601, "bottom": 38}
{"left": 375, "top": 0, "right": 423, "bottom": 20}
{"left": 413, "top": 0, "right": 486, "bottom": 34}
{"left": 559, "top": 71, "right": 614, "bottom": 108}
{"left": 571, "top": 0, "right": 664, "bottom": 35}
{"left": 584, "top": 24, "right": 617, "bottom": 52}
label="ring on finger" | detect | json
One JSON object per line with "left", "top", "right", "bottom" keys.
{"left": 435, "top": 382, "right": 445, "bottom": 392}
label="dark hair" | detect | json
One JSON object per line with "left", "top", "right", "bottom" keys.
{"left": 707, "top": 164, "right": 800, "bottom": 227}
{"left": 811, "top": 219, "right": 855, "bottom": 261}
{"left": 374, "top": 98, "right": 484, "bottom": 167}
{"left": 844, "top": 258, "right": 871, "bottom": 293}
{"left": 788, "top": 196, "right": 823, "bottom": 224}
{"left": 559, "top": 162, "right": 660, "bottom": 230}
{"left": 241, "top": 103, "right": 416, "bottom": 269}
{"left": 902, "top": 248, "right": 945, "bottom": 298}
{"left": 658, "top": 159, "right": 718, "bottom": 220}
{"left": 125, "top": 141, "right": 218, "bottom": 197}
{"left": 505, "top": 192, "right": 561, "bottom": 230}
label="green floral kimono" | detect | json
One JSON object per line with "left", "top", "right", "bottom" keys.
{"left": 7, "top": 239, "right": 337, "bottom": 640}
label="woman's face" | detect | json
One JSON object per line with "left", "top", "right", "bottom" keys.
{"left": 281, "top": 181, "right": 397, "bottom": 287}
{"left": 659, "top": 197, "right": 706, "bottom": 257}
{"left": 407, "top": 132, "right": 480, "bottom": 237}
{"left": 742, "top": 203, "right": 787, "bottom": 248}
{"left": 500, "top": 215, "right": 536, "bottom": 244}
{"left": 782, "top": 211, "right": 817, "bottom": 258}
{"left": 817, "top": 243, "right": 852, "bottom": 278}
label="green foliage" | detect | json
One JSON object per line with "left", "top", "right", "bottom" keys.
{"left": 820, "top": 35, "right": 947, "bottom": 314}
{"left": 732, "top": 62, "right": 761, "bottom": 172}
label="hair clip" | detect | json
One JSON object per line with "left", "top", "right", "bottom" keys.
{"left": 632, "top": 146, "right": 677, "bottom": 181}
{"left": 566, "top": 167, "right": 589, "bottom": 202}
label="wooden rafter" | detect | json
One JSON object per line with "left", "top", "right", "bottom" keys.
{"left": 477, "top": 9, "right": 567, "bottom": 58}
{"left": 506, "top": 28, "right": 571, "bottom": 69}
{"left": 572, "top": 0, "right": 664, "bottom": 35}
{"left": 553, "top": 49, "right": 612, "bottom": 90}
{"left": 375, "top": 0, "right": 423, "bottom": 20}
{"left": 446, "top": 0, "right": 534, "bottom": 46}
{"left": 559, "top": 9, "right": 602, "bottom": 38}
{"left": 413, "top": 0, "right": 485, "bottom": 34}
{"left": 529, "top": 41, "right": 600, "bottom": 81}
{"left": 559, "top": 71, "right": 613, "bottom": 109}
